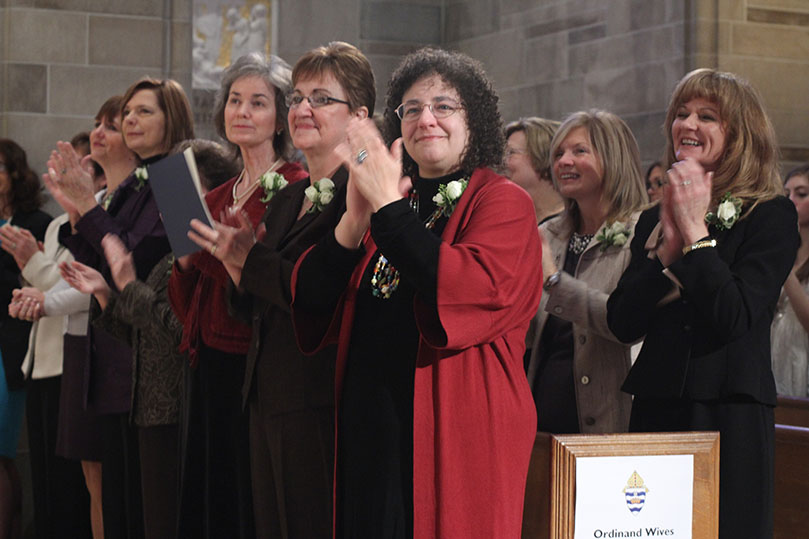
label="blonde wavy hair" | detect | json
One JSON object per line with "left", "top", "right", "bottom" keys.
{"left": 550, "top": 109, "right": 647, "bottom": 226}
{"left": 663, "top": 68, "right": 781, "bottom": 210}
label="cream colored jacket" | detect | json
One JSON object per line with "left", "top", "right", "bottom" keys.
{"left": 527, "top": 211, "right": 640, "bottom": 433}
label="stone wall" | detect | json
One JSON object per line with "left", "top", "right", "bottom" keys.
{"left": 447, "top": 0, "right": 809, "bottom": 170}
{"left": 0, "top": 0, "right": 193, "bottom": 177}
{"left": 2, "top": 0, "right": 807, "bottom": 174}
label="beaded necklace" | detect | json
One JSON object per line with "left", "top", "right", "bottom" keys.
{"left": 369, "top": 182, "right": 460, "bottom": 299}
{"left": 568, "top": 232, "right": 594, "bottom": 256}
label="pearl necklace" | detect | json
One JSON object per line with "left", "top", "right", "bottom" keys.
{"left": 232, "top": 157, "right": 284, "bottom": 205}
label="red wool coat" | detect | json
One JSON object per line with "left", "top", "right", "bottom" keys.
{"left": 292, "top": 167, "right": 543, "bottom": 538}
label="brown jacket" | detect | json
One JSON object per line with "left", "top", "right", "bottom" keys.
{"left": 527, "top": 211, "right": 640, "bottom": 433}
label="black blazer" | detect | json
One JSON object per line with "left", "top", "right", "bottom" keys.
{"left": 607, "top": 196, "right": 798, "bottom": 405}
{"left": 0, "top": 209, "right": 52, "bottom": 390}
{"left": 229, "top": 168, "right": 347, "bottom": 410}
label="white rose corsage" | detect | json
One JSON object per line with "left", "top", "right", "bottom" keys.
{"left": 257, "top": 171, "right": 288, "bottom": 203}
{"left": 133, "top": 166, "right": 148, "bottom": 191}
{"left": 705, "top": 192, "right": 742, "bottom": 230}
{"left": 595, "top": 221, "right": 629, "bottom": 252}
{"left": 432, "top": 179, "right": 468, "bottom": 218}
{"left": 304, "top": 177, "right": 335, "bottom": 213}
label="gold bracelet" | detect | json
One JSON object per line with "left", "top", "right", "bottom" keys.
{"left": 682, "top": 238, "right": 716, "bottom": 255}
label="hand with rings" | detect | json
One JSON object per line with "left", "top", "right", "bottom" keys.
{"left": 336, "top": 118, "right": 412, "bottom": 212}
{"left": 661, "top": 157, "right": 712, "bottom": 252}
{"left": 186, "top": 207, "right": 259, "bottom": 286}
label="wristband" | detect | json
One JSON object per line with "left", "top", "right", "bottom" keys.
{"left": 682, "top": 238, "right": 716, "bottom": 255}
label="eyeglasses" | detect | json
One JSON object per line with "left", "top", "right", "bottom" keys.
{"left": 285, "top": 91, "right": 350, "bottom": 109}
{"left": 395, "top": 99, "right": 462, "bottom": 122}
{"left": 504, "top": 147, "right": 528, "bottom": 159}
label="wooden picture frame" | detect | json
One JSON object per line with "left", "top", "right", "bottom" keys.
{"left": 546, "top": 432, "right": 720, "bottom": 539}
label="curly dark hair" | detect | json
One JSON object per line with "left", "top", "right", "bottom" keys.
{"left": 382, "top": 47, "right": 504, "bottom": 179}
{"left": 0, "top": 138, "right": 43, "bottom": 214}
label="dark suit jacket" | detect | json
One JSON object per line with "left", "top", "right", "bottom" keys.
{"left": 229, "top": 168, "right": 347, "bottom": 411}
{"left": 607, "top": 196, "right": 798, "bottom": 405}
{"left": 1, "top": 209, "right": 52, "bottom": 390}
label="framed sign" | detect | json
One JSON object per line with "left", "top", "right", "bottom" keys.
{"left": 548, "top": 432, "right": 719, "bottom": 539}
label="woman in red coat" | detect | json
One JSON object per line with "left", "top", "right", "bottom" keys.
{"left": 291, "top": 48, "right": 542, "bottom": 538}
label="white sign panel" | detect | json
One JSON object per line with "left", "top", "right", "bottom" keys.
{"left": 574, "top": 454, "right": 693, "bottom": 539}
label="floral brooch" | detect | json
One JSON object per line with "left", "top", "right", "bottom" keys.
{"left": 595, "top": 221, "right": 629, "bottom": 251}
{"left": 258, "top": 171, "right": 288, "bottom": 203}
{"left": 705, "top": 192, "right": 742, "bottom": 230}
{"left": 432, "top": 179, "right": 468, "bottom": 218}
{"left": 133, "top": 166, "right": 148, "bottom": 192}
{"left": 304, "top": 177, "right": 335, "bottom": 213}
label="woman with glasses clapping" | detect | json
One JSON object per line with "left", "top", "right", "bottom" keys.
{"left": 185, "top": 42, "right": 373, "bottom": 538}
{"left": 290, "top": 48, "right": 542, "bottom": 539}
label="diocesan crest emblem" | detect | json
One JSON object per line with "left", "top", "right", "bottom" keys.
{"left": 622, "top": 470, "right": 648, "bottom": 513}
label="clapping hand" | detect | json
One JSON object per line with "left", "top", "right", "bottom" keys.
{"left": 8, "top": 287, "right": 45, "bottom": 322}
{"left": 0, "top": 225, "right": 42, "bottom": 270}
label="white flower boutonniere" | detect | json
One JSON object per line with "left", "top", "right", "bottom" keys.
{"left": 133, "top": 166, "right": 148, "bottom": 192}
{"left": 595, "top": 221, "right": 629, "bottom": 252}
{"left": 257, "top": 171, "right": 288, "bottom": 203}
{"left": 705, "top": 192, "right": 742, "bottom": 230}
{"left": 304, "top": 177, "right": 335, "bottom": 213}
{"left": 432, "top": 179, "right": 469, "bottom": 217}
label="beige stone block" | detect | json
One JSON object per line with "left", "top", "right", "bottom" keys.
{"left": 171, "top": 21, "right": 192, "bottom": 73}
{"left": 7, "top": 64, "right": 47, "bottom": 113}
{"left": 455, "top": 29, "right": 524, "bottom": 88}
{"left": 770, "top": 108, "right": 809, "bottom": 146}
{"left": 173, "top": 0, "right": 191, "bottom": 21}
{"left": 445, "top": 0, "right": 498, "bottom": 43}
{"left": 0, "top": 10, "right": 6, "bottom": 60}
{"left": 89, "top": 15, "right": 164, "bottom": 68}
{"left": 719, "top": 0, "right": 746, "bottom": 20}
{"left": 747, "top": 6, "right": 809, "bottom": 25}
{"left": 569, "top": 26, "right": 683, "bottom": 77}
{"left": 500, "top": 3, "right": 558, "bottom": 31}
{"left": 749, "top": 0, "right": 809, "bottom": 12}
{"left": 583, "top": 61, "right": 683, "bottom": 116}
{"left": 720, "top": 58, "right": 809, "bottom": 112}
{"left": 717, "top": 20, "right": 732, "bottom": 54}
{"left": 695, "top": 19, "right": 718, "bottom": 56}
{"left": 732, "top": 22, "right": 809, "bottom": 60}
{"left": 522, "top": 32, "right": 568, "bottom": 83}
{"left": 511, "top": 78, "right": 585, "bottom": 121}
{"left": 11, "top": 0, "right": 162, "bottom": 17}
{"left": 5, "top": 113, "right": 95, "bottom": 175}
{"left": 49, "top": 65, "right": 163, "bottom": 116}
{"left": 7, "top": 8, "right": 86, "bottom": 63}
{"left": 274, "top": 0, "right": 360, "bottom": 67}
{"left": 695, "top": 0, "right": 718, "bottom": 21}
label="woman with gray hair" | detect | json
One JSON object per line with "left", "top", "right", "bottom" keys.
{"left": 168, "top": 52, "right": 306, "bottom": 538}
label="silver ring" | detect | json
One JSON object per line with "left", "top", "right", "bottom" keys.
{"left": 681, "top": 180, "right": 692, "bottom": 186}
{"left": 11, "top": 242, "right": 16, "bottom": 250}
{"left": 356, "top": 148, "right": 368, "bottom": 165}
{"left": 210, "top": 244, "right": 218, "bottom": 256}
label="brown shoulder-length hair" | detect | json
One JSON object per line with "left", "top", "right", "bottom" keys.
{"left": 663, "top": 68, "right": 781, "bottom": 210}
{"left": 291, "top": 41, "right": 376, "bottom": 116}
{"left": 0, "top": 139, "right": 43, "bottom": 213}
{"left": 121, "top": 78, "right": 195, "bottom": 157}
{"left": 550, "top": 109, "right": 647, "bottom": 226}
